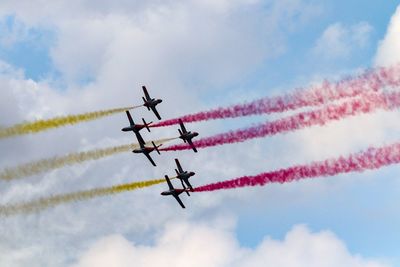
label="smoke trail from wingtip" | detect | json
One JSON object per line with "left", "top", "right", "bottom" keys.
{"left": 0, "top": 106, "right": 140, "bottom": 139}
{"left": 152, "top": 64, "right": 400, "bottom": 127}
{"left": 161, "top": 92, "right": 400, "bottom": 152}
{"left": 193, "top": 142, "right": 400, "bottom": 192}
{"left": 0, "top": 137, "right": 176, "bottom": 181}
{"left": 0, "top": 178, "right": 167, "bottom": 216}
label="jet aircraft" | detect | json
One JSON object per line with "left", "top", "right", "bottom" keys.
{"left": 132, "top": 131, "right": 161, "bottom": 167}
{"left": 122, "top": 110, "right": 152, "bottom": 134}
{"left": 142, "top": 86, "right": 162, "bottom": 120}
{"left": 161, "top": 175, "right": 189, "bottom": 209}
{"left": 178, "top": 119, "right": 199, "bottom": 152}
{"left": 174, "top": 158, "right": 195, "bottom": 194}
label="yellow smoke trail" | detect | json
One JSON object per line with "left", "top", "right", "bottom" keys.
{"left": 0, "top": 137, "right": 177, "bottom": 181}
{"left": 0, "top": 177, "right": 173, "bottom": 216}
{"left": 0, "top": 106, "right": 140, "bottom": 139}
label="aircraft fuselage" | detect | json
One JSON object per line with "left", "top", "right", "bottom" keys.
{"left": 177, "top": 171, "right": 195, "bottom": 180}
{"left": 122, "top": 125, "right": 145, "bottom": 132}
{"left": 132, "top": 147, "right": 154, "bottom": 154}
{"left": 161, "top": 189, "right": 185, "bottom": 196}
{"left": 180, "top": 132, "right": 199, "bottom": 141}
{"left": 144, "top": 99, "right": 162, "bottom": 108}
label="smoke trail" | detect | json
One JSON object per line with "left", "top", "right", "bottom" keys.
{"left": 153, "top": 64, "right": 400, "bottom": 127}
{"left": 0, "top": 106, "right": 140, "bottom": 139}
{"left": 0, "top": 138, "right": 176, "bottom": 181}
{"left": 161, "top": 92, "right": 400, "bottom": 152}
{"left": 194, "top": 142, "right": 400, "bottom": 192}
{"left": 0, "top": 178, "right": 168, "bottom": 216}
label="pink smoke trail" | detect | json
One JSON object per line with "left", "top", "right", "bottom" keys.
{"left": 194, "top": 141, "right": 400, "bottom": 192}
{"left": 152, "top": 64, "right": 400, "bottom": 127}
{"left": 160, "top": 91, "right": 400, "bottom": 152}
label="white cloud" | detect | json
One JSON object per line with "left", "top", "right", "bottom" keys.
{"left": 71, "top": 222, "right": 389, "bottom": 267}
{"left": 374, "top": 5, "right": 400, "bottom": 67}
{"left": 292, "top": 109, "right": 400, "bottom": 161}
{"left": 313, "top": 22, "right": 373, "bottom": 60}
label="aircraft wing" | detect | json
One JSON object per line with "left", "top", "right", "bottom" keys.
{"left": 175, "top": 158, "right": 184, "bottom": 173}
{"left": 142, "top": 86, "right": 151, "bottom": 100}
{"left": 135, "top": 131, "right": 146, "bottom": 148}
{"left": 179, "top": 119, "right": 187, "bottom": 133}
{"left": 145, "top": 152, "right": 156, "bottom": 166}
{"left": 187, "top": 139, "right": 198, "bottom": 153}
{"left": 126, "top": 110, "right": 134, "bottom": 125}
{"left": 165, "top": 175, "right": 174, "bottom": 190}
{"left": 151, "top": 106, "right": 162, "bottom": 120}
{"left": 173, "top": 194, "right": 186, "bottom": 209}
{"left": 184, "top": 179, "right": 193, "bottom": 190}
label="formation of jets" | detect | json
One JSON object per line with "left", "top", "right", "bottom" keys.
{"left": 122, "top": 86, "right": 199, "bottom": 208}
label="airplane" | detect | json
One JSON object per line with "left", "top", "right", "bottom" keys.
{"left": 132, "top": 131, "right": 162, "bottom": 167}
{"left": 142, "top": 85, "right": 162, "bottom": 120}
{"left": 121, "top": 110, "right": 152, "bottom": 134}
{"left": 174, "top": 158, "right": 195, "bottom": 195}
{"left": 178, "top": 119, "right": 199, "bottom": 152}
{"left": 161, "top": 175, "right": 189, "bottom": 209}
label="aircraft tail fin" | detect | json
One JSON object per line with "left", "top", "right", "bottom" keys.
{"left": 152, "top": 141, "right": 161, "bottom": 154}
{"left": 143, "top": 118, "right": 152, "bottom": 132}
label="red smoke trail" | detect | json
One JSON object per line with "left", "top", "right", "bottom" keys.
{"left": 194, "top": 142, "right": 400, "bottom": 192}
{"left": 152, "top": 64, "right": 400, "bottom": 127}
{"left": 160, "top": 92, "right": 400, "bottom": 152}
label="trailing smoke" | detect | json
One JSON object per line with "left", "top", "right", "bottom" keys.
{"left": 0, "top": 138, "right": 176, "bottom": 181}
{"left": 161, "top": 92, "right": 400, "bottom": 152}
{"left": 0, "top": 178, "right": 167, "bottom": 216}
{"left": 194, "top": 142, "right": 400, "bottom": 192}
{"left": 153, "top": 64, "right": 400, "bottom": 127}
{"left": 0, "top": 106, "right": 139, "bottom": 139}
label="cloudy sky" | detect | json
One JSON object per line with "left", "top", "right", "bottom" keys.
{"left": 0, "top": 1, "right": 400, "bottom": 266}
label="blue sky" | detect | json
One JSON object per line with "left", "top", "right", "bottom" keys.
{"left": 0, "top": 1, "right": 400, "bottom": 267}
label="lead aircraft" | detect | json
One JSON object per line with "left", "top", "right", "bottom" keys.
{"left": 142, "top": 86, "right": 162, "bottom": 120}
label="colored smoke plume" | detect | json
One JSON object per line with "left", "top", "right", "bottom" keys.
{"left": 0, "top": 178, "right": 167, "bottom": 216}
{"left": 161, "top": 92, "right": 400, "bottom": 152}
{"left": 194, "top": 142, "right": 400, "bottom": 192}
{"left": 0, "top": 138, "right": 176, "bottom": 181}
{"left": 0, "top": 106, "right": 139, "bottom": 139}
{"left": 153, "top": 64, "right": 400, "bottom": 127}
